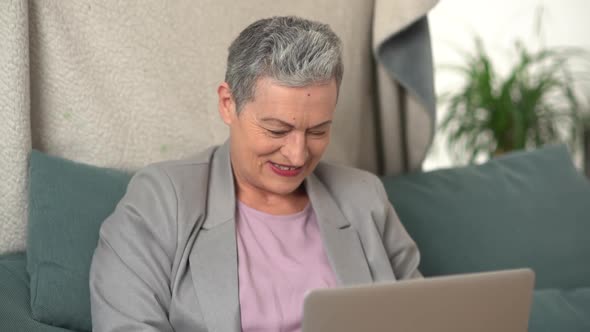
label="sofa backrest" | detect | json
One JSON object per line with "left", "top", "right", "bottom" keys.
{"left": 382, "top": 145, "right": 590, "bottom": 289}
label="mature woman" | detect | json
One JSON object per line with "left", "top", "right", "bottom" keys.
{"left": 90, "top": 16, "right": 421, "bottom": 332}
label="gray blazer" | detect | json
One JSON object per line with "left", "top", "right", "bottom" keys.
{"left": 90, "top": 141, "right": 421, "bottom": 332}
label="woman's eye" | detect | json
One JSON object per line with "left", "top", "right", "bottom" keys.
{"left": 267, "top": 129, "right": 289, "bottom": 137}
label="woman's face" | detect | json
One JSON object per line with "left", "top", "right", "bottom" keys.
{"left": 218, "top": 77, "right": 337, "bottom": 198}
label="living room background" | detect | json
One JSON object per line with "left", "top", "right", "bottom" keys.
{"left": 425, "top": 0, "right": 590, "bottom": 170}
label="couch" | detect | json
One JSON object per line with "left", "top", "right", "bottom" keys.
{"left": 1, "top": 145, "right": 589, "bottom": 331}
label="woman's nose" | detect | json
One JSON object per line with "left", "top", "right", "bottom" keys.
{"left": 281, "top": 133, "right": 308, "bottom": 166}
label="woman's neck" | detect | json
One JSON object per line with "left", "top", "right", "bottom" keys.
{"left": 236, "top": 184, "right": 309, "bottom": 216}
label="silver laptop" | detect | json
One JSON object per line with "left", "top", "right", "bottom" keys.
{"left": 302, "top": 268, "right": 535, "bottom": 332}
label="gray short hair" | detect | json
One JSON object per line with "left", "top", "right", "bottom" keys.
{"left": 225, "top": 16, "right": 343, "bottom": 113}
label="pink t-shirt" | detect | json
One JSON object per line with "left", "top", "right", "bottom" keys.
{"left": 236, "top": 201, "right": 338, "bottom": 332}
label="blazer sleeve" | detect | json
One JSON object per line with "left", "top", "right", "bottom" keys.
{"left": 89, "top": 166, "right": 178, "bottom": 332}
{"left": 373, "top": 176, "right": 422, "bottom": 279}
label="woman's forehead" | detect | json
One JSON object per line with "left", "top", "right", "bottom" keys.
{"left": 256, "top": 116, "right": 333, "bottom": 129}
{"left": 253, "top": 77, "right": 337, "bottom": 101}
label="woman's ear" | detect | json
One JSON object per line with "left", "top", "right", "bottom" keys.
{"left": 217, "top": 82, "right": 236, "bottom": 125}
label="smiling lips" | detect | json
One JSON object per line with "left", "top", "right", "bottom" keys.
{"left": 268, "top": 161, "right": 303, "bottom": 177}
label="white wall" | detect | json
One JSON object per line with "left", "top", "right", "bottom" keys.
{"left": 424, "top": 0, "right": 590, "bottom": 170}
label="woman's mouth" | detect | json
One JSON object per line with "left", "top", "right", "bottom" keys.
{"left": 268, "top": 161, "right": 304, "bottom": 177}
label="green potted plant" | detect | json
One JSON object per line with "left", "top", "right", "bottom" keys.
{"left": 438, "top": 36, "right": 586, "bottom": 164}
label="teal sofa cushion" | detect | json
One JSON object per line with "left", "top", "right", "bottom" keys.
{"left": 0, "top": 252, "right": 75, "bottom": 332}
{"left": 381, "top": 145, "right": 590, "bottom": 289}
{"left": 27, "top": 151, "right": 132, "bottom": 331}
{"left": 529, "top": 288, "right": 590, "bottom": 331}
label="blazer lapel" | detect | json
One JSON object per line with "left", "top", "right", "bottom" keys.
{"left": 189, "top": 142, "right": 241, "bottom": 332}
{"left": 188, "top": 142, "right": 373, "bottom": 332}
{"left": 305, "top": 173, "right": 373, "bottom": 286}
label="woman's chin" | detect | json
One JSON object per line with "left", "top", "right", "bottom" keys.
{"left": 262, "top": 180, "right": 305, "bottom": 196}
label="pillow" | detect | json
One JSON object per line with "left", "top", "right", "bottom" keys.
{"left": 27, "top": 150, "right": 132, "bottom": 331}
{"left": 0, "top": 253, "right": 75, "bottom": 332}
{"left": 529, "top": 288, "right": 590, "bottom": 331}
{"left": 381, "top": 145, "right": 590, "bottom": 289}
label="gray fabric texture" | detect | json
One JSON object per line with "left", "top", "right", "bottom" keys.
{"left": 0, "top": 0, "right": 32, "bottom": 254}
